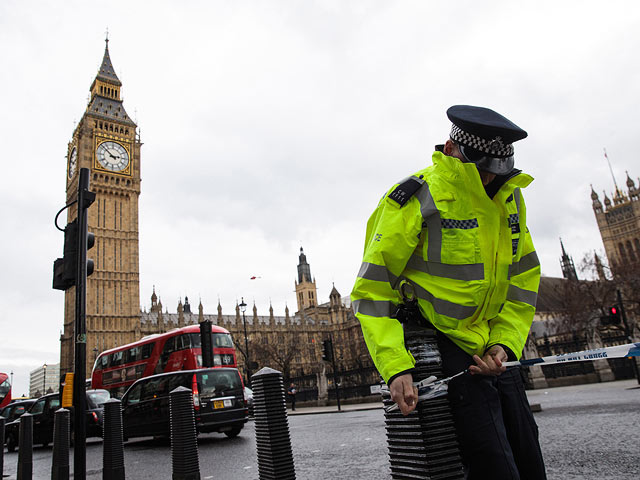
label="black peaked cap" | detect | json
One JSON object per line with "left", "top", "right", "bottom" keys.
{"left": 447, "top": 105, "right": 527, "bottom": 157}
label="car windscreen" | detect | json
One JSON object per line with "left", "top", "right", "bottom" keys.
{"left": 197, "top": 371, "right": 242, "bottom": 397}
{"left": 87, "top": 390, "right": 110, "bottom": 408}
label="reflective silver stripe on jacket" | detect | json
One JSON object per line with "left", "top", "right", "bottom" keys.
{"left": 509, "top": 251, "right": 540, "bottom": 278}
{"left": 357, "top": 262, "right": 400, "bottom": 287}
{"left": 352, "top": 299, "right": 396, "bottom": 318}
{"left": 506, "top": 285, "right": 537, "bottom": 307}
{"left": 414, "top": 180, "right": 442, "bottom": 263}
{"left": 406, "top": 254, "right": 484, "bottom": 281}
{"left": 411, "top": 282, "right": 477, "bottom": 320}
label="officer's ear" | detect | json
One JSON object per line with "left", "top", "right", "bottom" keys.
{"left": 443, "top": 140, "right": 457, "bottom": 156}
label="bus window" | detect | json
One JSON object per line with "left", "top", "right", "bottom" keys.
{"left": 110, "top": 351, "right": 123, "bottom": 367}
{"left": 178, "top": 334, "right": 192, "bottom": 350}
{"left": 99, "top": 355, "right": 109, "bottom": 369}
{"left": 141, "top": 342, "right": 155, "bottom": 360}
{"left": 127, "top": 346, "right": 141, "bottom": 363}
{"left": 213, "top": 333, "right": 234, "bottom": 348}
{"left": 157, "top": 337, "right": 176, "bottom": 373}
{"left": 188, "top": 333, "right": 201, "bottom": 348}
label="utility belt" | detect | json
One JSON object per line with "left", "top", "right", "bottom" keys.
{"left": 390, "top": 282, "right": 430, "bottom": 328}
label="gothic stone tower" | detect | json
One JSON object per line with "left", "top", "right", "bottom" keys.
{"left": 60, "top": 39, "right": 141, "bottom": 376}
{"left": 295, "top": 247, "right": 318, "bottom": 311}
{"left": 591, "top": 173, "right": 640, "bottom": 270}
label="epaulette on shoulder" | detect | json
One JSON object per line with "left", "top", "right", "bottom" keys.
{"left": 388, "top": 176, "right": 423, "bottom": 207}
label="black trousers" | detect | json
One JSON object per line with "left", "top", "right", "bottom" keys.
{"left": 436, "top": 331, "right": 547, "bottom": 480}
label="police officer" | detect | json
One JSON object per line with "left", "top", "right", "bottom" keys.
{"left": 351, "top": 105, "right": 546, "bottom": 479}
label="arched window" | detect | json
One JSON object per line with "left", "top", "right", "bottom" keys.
{"left": 635, "top": 238, "right": 640, "bottom": 256}
{"left": 627, "top": 240, "right": 637, "bottom": 261}
{"left": 619, "top": 243, "right": 627, "bottom": 260}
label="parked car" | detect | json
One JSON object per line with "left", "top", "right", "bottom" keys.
{"left": 244, "top": 387, "right": 254, "bottom": 417}
{"left": 1, "top": 399, "right": 36, "bottom": 423}
{"left": 121, "top": 367, "right": 248, "bottom": 440}
{"left": 4, "top": 389, "right": 109, "bottom": 452}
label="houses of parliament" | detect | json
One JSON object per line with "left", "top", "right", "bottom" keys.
{"left": 59, "top": 40, "right": 373, "bottom": 385}
{"left": 61, "top": 40, "right": 638, "bottom": 390}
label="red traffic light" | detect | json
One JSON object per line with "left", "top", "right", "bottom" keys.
{"left": 610, "top": 307, "right": 618, "bottom": 315}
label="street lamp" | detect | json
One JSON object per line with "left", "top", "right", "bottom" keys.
{"left": 93, "top": 347, "right": 98, "bottom": 363}
{"left": 239, "top": 297, "right": 252, "bottom": 383}
{"left": 43, "top": 363, "right": 47, "bottom": 394}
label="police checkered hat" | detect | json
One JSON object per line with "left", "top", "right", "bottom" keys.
{"left": 447, "top": 105, "right": 527, "bottom": 158}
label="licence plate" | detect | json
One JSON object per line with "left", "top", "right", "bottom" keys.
{"left": 214, "top": 399, "right": 233, "bottom": 409}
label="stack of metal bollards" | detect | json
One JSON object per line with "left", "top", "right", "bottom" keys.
{"left": 251, "top": 367, "right": 296, "bottom": 480}
{"left": 383, "top": 323, "right": 464, "bottom": 479}
{"left": 103, "top": 398, "right": 125, "bottom": 480}
{"left": 17, "top": 412, "right": 33, "bottom": 480}
{"left": 51, "top": 408, "right": 70, "bottom": 480}
{"left": 169, "top": 386, "right": 201, "bottom": 480}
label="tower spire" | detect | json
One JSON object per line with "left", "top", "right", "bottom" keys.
{"left": 603, "top": 148, "right": 621, "bottom": 198}
{"left": 559, "top": 238, "right": 578, "bottom": 281}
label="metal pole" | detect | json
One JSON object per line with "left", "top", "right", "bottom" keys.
{"left": 73, "top": 168, "right": 92, "bottom": 480}
{"left": 328, "top": 335, "right": 341, "bottom": 412}
{"left": 617, "top": 288, "right": 640, "bottom": 384}
{"left": 240, "top": 298, "right": 251, "bottom": 382}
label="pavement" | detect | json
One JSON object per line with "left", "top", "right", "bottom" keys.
{"left": 286, "top": 400, "right": 383, "bottom": 415}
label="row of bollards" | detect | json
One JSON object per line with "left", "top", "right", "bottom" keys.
{"left": 382, "top": 323, "right": 464, "bottom": 479}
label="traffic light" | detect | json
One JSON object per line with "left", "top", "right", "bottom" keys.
{"left": 322, "top": 339, "right": 333, "bottom": 362}
{"left": 199, "top": 320, "right": 214, "bottom": 367}
{"left": 600, "top": 304, "right": 621, "bottom": 326}
{"left": 52, "top": 219, "right": 95, "bottom": 291}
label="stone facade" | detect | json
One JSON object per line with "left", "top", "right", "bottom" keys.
{"left": 591, "top": 172, "right": 640, "bottom": 269}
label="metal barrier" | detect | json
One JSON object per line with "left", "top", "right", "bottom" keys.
{"left": 103, "top": 398, "right": 125, "bottom": 480}
{"left": 383, "top": 324, "right": 464, "bottom": 479}
{"left": 251, "top": 367, "right": 296, "bottom": 480}
{"left": 169, "top": 386, "right": 200, "bottom": 480}
{"left": 52, "top": 408, "right": 70, "bottom": 480}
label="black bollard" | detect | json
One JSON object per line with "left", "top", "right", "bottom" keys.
{"left": 383, "top": 323, "right": 465, "bottom": 479}
{"left": 251, "top": 367, "right": 296, "bottom": 480}
{"left": 52, "top": 408, "right": 71, "bottom": 480}
{"left": 17, "top": 412, "right": 33, "bottom": 480}
{"left": 103, "top": 398, "right": 125, "bottom": 480}
{"left": 0, "top": 416, "right": 4, "bottom": 477}
{"left": 169, "top": 386, "right": 200, "bottom": 480}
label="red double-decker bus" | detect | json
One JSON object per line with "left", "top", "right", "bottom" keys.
{"left": 0, "top": 372, "right": 11, "bottom": 409}
{"left": 91, "top": 325, "right": 237, "bottom": 397}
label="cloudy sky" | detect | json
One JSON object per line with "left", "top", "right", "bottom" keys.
{"left": 2, "top": 0, "right": 639, "bottom": 395}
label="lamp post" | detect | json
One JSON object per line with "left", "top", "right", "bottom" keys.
{"left": 43, "top": 363, "right": 47, "bottom": 394}
{"left": 93, "top": 347, "right": 98, "bottom": 363}
{"left": 239, "top": 297, "right": 252, "bottom": 383}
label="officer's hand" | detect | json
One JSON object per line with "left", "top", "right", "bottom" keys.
{"left": 469, "top": 345, "right": 507, "bottom": 376}
{"left": 389, "top": 374, "right": 418, "bottom": 415}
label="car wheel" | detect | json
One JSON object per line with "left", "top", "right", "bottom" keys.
{"left": 6, "top": 433, "right": 17, "bottom": 452}
{"left": 224, "top": 427, "right": 242, "bottom": 438}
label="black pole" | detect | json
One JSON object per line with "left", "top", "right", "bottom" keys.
{"left": 616, "top": 289, "right": 640, "bottom": 384}
{"left": 329, "top": 335, "right": 341, "bottom": 412}
{"left": 73, "top": 168, "right": 94, "bottom": 479}
{"left": 240, "top": 298, "right": 251, "bottom": 382}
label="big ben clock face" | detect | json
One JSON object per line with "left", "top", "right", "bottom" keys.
{"left": 96, "top": 141, "right": 130, "bottom": 172}
{"left": 68, "top": 147, "right": 77, "bottom": 178}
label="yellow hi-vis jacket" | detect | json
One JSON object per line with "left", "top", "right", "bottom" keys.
{"left": 351, "top": 151, "right": 541, "bottom": 384}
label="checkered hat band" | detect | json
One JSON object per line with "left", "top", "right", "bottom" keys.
{"left": 441, "top": 218, "right": 479, "bottom": 230}
{"left": 450, "top": 125, "right": 514, "bottom": 157}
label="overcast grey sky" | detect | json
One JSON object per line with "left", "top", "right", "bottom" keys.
{"left": 2, "top": 0, "right": 639, "bottom": 395}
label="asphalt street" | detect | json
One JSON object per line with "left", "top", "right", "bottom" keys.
{"left": 2, "top": 379, "right": 638, "bottom": 479}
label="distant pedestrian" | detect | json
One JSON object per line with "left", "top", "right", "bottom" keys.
{"left": 287, "top": 382, "right": 297, "bottom": 411}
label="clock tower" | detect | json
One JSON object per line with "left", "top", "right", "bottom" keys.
{"left": 60, "top": 39, "right": 142, "bottom": 377}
